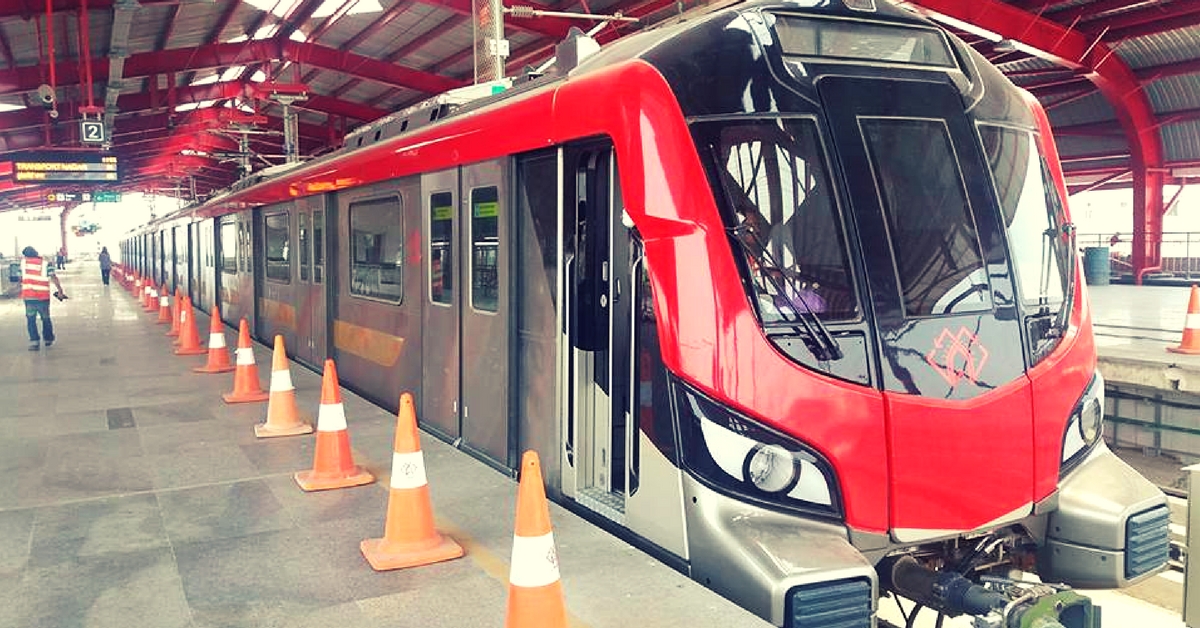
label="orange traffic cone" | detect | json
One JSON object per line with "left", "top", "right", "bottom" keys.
{"left": 166, "top": 288, "right": 182, "bottom": 338}
{"left": 295, "top": 360, "right": 375, "bottom": 491}
{"left": 360, "top": 393, "right": 463, "bottom": 570}
{"left": 156, "top": 289, "right": 172, "bottom": 324}
{"left": 1168, "top": 285, "right": 1200, "bottom": 355}
{"left": 194, "top": 306, "right": 235, "bottom": 373}
{"left": 254, "top": 335, "right": 313, "bottom": 438}
{"left": 140, "top": 282, "right": 151, "bottom": 308}
{"left": 174, "top": 296, "right": 207, "bottom": 356}
{"left": 504, "top": 451, "right": 568, "bottom": 628}
{"left": 144, "top": 283, "right": 159, "bottom": 312}
{"left": 223, "top": 319, "right": 269, "bottom": 403}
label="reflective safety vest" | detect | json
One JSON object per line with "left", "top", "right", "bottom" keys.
{"left": 21, "top": 256, "right": 51, "bottom": 300}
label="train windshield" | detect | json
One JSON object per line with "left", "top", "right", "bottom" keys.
{"left": 694, "top": 118, "right": 858, "bottom": 327}
{"left": 978, "top": 125, "right": 1071, "bottom": 311}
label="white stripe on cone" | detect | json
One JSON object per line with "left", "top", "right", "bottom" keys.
{"left": 509, "top": 532, "right": 560, "bottom": 588}
{"left": 160, "top": 296, "right": 169, "bottom": 306}
{"left": 389, "top": 451, "right": 428, "bottom": 490}
{"left": 317, "top": 403, "right": 347, "bottom": 431}
{"left": 270, "top": 369, "right": 294, "bottom": 392}
{"left": 235, "top": 347, "right": 255, "bottom": 366}
{"left": 208, "top": 333, "right": 226, "bottom": 349}
{"left": 1187, "top": 312, "right": 1199, "bottom": 329}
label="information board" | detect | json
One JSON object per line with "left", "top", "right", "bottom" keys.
{"left": 13, "top": 152, "right": 119, "bottom": 183}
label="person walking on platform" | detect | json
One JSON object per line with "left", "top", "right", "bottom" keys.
{"left": 21, "top": 246, "right": 67, "bottom": 351}
{"left": 98, "top": 246, "right": 112, "bottom": 286}
{"left": 56, "top": 248, "right": 65, "bottom": 270}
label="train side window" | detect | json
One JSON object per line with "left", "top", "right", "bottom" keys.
{"left": 349, "top": 196, "right": 403, "bottom": 303}
{"left": 219, "top": 219, "right": 237, "bottom": 274}
{"left": 299, "top": 212, "right": 310, "bottom": 283}
{"left": 264, "top": 212, "right": 291, "bottom": 283}
{"left": 313, "top": 209, "right": 324, "bottom": 284}
{"left": 470, "top": 186, "right": 500, "bottom": 312}
{"left": 861, "top": 118, "right": 991, "bottom": 317}
{"left": 429, "top": 191, "right": 454, "bottom": 305}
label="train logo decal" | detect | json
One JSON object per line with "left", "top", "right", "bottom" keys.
{"left": 924, "top": 326, "right": 990, "bottom": 387}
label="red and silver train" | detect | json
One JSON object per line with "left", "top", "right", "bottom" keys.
{"left": 122, "top": 1, "right": 1169, "bottom": 625}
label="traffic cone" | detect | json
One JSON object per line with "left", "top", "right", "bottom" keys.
{"left": 156, "top": 290, "right": 172, "bottom": 324}
{"left": 194, "top": 306, "right": 235, "bottom": 373}
{"left": 360, "top": 392, "right": 463, "bottom": 570}
{"left": 166, "top": 288, "right": 182, "bottom": 338}
{"left": 254, "top": 335, "right": 313, "bottom": 438}
{"left": 504, "top": 451, "right": 567, "bottom": 628}
{"left": 295, "top": 360, "right": 375, "bottom": 491}
{"left": 174, "top": 296, "right": 207, "bottom": 356}
{"left": 144, "top": 283, "right": 159, "bottom": 312}
{"left": 223, "top": 319, "right": 269, "bottom": 403}
{"left": 140, "top": 282, "right": 151, "bottom": 309}
{"left": 1168, "top": 285, "right": 1200, "bottom": 355}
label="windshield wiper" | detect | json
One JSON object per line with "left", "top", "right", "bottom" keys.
{"left": 727, "top": 223, "right": 843, "bottom": 361}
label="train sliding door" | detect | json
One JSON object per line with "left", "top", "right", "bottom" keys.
{"left": 294, "top": 195, "right": 328, "bottom": 366}
{"left": 257, "top": 203, "right": 297, "bottom": 356}
{"left": 420, "top": 170, "right": 461, "bottom": 443}
{"left": 561, "top": 142, "right": 687, "bottom": 557}
{"left": 419, "top": 162, "right": 512, "bottom": 470}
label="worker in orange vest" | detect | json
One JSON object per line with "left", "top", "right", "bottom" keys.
{"left": 21, "top": 246, "right": 67, "bottom": 351}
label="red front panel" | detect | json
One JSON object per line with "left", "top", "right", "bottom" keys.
{"left": 884, "top": 380, "right": 1033, "bottom": 535}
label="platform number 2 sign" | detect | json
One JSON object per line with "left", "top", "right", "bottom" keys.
{"left": 81, "top": 120, "right": 104, "bottom": 144}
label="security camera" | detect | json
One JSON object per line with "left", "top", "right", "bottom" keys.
{"left": 37, "top": 84, "right": 56, "bottom": 107}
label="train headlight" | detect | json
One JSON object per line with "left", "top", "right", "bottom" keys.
{"left": 1062, "top": 371, "right": 1105, "bottom": 472}
{"left": 674, "top": 382, "right": 841, "bottom": 517}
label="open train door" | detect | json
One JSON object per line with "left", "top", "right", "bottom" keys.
{"left": 817, "top": 76, "right": 1035, "bottom": 541}
{"left": 560, "top": 141, "right": 688, "bottom": 558}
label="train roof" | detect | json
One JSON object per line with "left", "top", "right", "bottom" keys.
{"left": 139, "top": 0, "right": 1002, "bottom": 230}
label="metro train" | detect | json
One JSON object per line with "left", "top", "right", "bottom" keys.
{"left": 121, "top": 1, "right": 1170, "bottom": 626}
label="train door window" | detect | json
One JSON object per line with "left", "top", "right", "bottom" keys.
{"left": 349, "top": 196, "right": 403, "bottom": 302}
{"left": 264, "top": 212, "right": 291, "bottom": 283}
{"left": 313, "top": 209, "right": 324, "bottom": 284}
{"left": 861, "top": 118, "right": 990, "bottom": 316}
{"left": 299, "top": 212, "right": 310, "bottom": 283}
{"left": 220, "top": 219, "right": 237, "bottom": 274}
{"left": 429, "top": 191, "right": 454, "bottom": 305}
{"left": 470, "top": 186, "right": 500, "bottom": 312}
{"left": 977, "top": 125, "right": 1067, "bottom": 308}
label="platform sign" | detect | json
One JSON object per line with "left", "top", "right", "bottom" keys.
{"left": 80, "top": 120, "right": 105, "bottom": 144}
{"left": 46, "top": 191, "right": 96, "bottom": 202}
{"left": 13, "top": 152, "right": 118, "bottom": 183}
{"left": 93, "top": 191, "right": 121, "bottom": 202}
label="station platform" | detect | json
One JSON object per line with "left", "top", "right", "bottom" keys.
{"left": 0, "top": 266, "right": 768, "bottom": 628}
{"left": 1091, "top": 283, "right": 1200, "bottom": 395}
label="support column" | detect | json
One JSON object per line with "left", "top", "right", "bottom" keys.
{"left": 1132, "top": 166, "right": 1164, "bottom": 284}
{"left": 59, "top": 204, "right": 74, "bottom": 259}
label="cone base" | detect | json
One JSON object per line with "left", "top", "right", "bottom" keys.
{"left": 254, "top": 421, "right": 313, "bottom": 438}
{"left": 223, "top": 390, "right": 270, "bottom": 404}
{"left": 295, "top": 468, "right": 375, "bottom": 492}
{"left": 360, "top": 535, "right": 464, "bottom": 571}
{"left": 166, "top": 330, "right": 180, "bottom": 337}
{"left": 1168, "top": 345, "right": 1200, "bottom": 354}
{"left": 194, "top": 363, "right": 236, "bottom": 374}
{"left": 156, "top": 317, "right": 171, "bottom": 325}
{"left": 174, "top": 347, "right": 207, "bottom": 355}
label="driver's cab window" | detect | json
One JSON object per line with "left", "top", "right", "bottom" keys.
{"left": 694, "top": 118, "right": 857, "bottom": 322}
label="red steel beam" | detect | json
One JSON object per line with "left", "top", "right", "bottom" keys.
{"left": 910, "top": 0, "right": 1165, "bottom": 280}
{"left": 1051, "top": 0, "right": 1160, "bottom": 26}
{"left": 424, "top": 0, "right": 573, "bottom": 39}
{"left": 0, "top": 39, "right": 462, "bottom": 97}
{"left": 338, "top": 14, "right": 465, "bottom": 102}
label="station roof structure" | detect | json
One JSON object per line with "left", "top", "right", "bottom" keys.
{"left": 0, "top": 0, "right": 1197, "bottom": 217}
